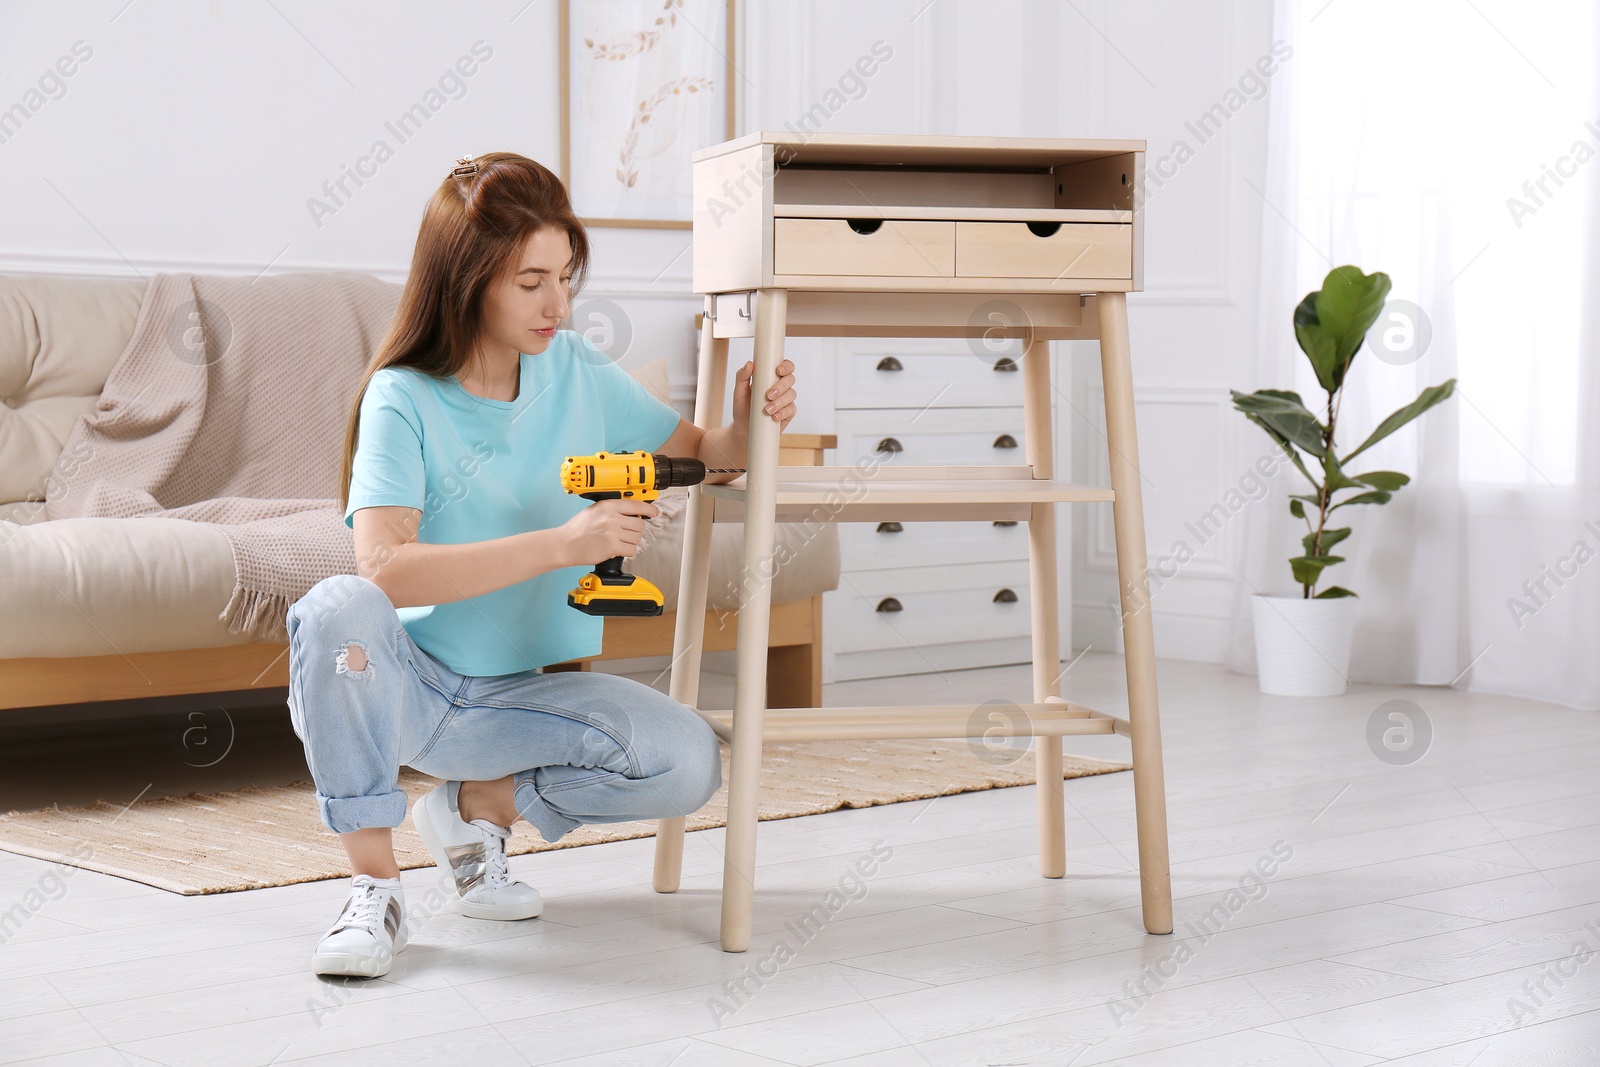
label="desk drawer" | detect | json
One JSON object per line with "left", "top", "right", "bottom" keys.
{"left": 955, "top": 221, "right": 1132, "bottom": 280}
{"left": 774, "top": 218, "right": 954, "bottom": 278}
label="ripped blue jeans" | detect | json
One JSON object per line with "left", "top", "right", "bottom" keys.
{"left": 284, "top": 574, "right": 724, "bottom": 839}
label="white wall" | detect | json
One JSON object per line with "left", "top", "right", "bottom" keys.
{"left": 1063, "top": 2, "right": 1282, "bottom": 662}
{"left": 0, "top": 0, "right": 1279, "bottom": 665}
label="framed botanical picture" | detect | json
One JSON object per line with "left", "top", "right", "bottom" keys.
{"left": 560, "top": 0, "right": 738, "bottom": 229}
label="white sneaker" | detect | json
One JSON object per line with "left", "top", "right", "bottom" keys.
{"left": 311, "top": 874, "right": 407, "bottom": 978}
{"left": 412, "top": 780, "right": 543, "bottom": 921}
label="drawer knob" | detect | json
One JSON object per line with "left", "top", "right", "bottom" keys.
{"left": 993, "top": 520, "right": 1018, "bottom": 527}
{"left": 993, "top": 588, "right": 1019, "bottom": 604}
{"left": 1026, "top": 221, "right": 1062, "bottom": 238}
{"left": 875, "top": 437, "right": 903, "bottom": 454}
{"left": 876, "top": 521, "right": 904, "bottom": 534}
{"left": 847, "top": 218, "right": 883, "bottom": 235}
{"left": 993, "top": 357, "right": 1019, "bottom": 372}
{"left": 992, "top": 433, "right": 1017, "bottom": 449}
{"left": 875, "top": 356, "right": 903, "bottom": 372}
{"left": 875, "top": 597, "right": 903, "bottom": 613}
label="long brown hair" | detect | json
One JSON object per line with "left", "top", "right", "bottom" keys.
{"left": 338, "top": 151, "right": 591, "bottom": 513}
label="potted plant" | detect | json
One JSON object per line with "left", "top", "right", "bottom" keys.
{"left": 1232, "top": 265, "right": 1456, "bottom": 696}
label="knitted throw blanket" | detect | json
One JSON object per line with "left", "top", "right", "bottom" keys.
{"left": 43, "top": 271, "right": 402, "bottom": 643}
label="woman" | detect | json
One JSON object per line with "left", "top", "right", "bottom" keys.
{"left": 285, "top": 151, "right": 798, "bottom": 978}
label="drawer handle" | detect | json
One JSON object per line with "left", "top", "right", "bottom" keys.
{"left": 993, "top": 520, "right": 1018, "bottom": 527}
{"left": 992, "top": 434, "right": 1017, "bottom": 449}
{"left": 847, "top": 218, "right": 884, "bottom": 235}
{"left": 993, "top": 588, "right": 1019, "bottom": 604}
{"left": 993, "top": 357, "right": 1018, "bottom": 372}
{"left": 876, "top": 521, "right": 903, "bottom": 534}
{"left": 1026, "top": 221, "right": 1062, "bottom": 238}
{"left": 875, "top": 356, "right": 903, "bottom": 372}
{"left": 875, "top": 437, "right": 903, "bottom": 454}
{"left": 875, "top": 597, "right": 903, "bottom": 613}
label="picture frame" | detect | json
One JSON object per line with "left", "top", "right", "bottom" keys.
{"left": 559, "top": 0, "right": 738, "bottom": 229}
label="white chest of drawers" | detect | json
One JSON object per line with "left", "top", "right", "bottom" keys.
{"left": 825, "top": 339, "right": 1052, "bottom": 681}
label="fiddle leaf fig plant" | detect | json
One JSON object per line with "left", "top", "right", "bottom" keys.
{"left": 1231, "top": 265, "right": 1457, "bottom": 599}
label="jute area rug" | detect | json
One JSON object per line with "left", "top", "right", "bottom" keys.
{"left": 0, "top": 739, "right": 1129, "bottom": 895}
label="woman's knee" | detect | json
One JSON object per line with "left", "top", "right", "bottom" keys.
{"left": 585, "top": 677, "right": 723, "bottom": 805}
{"left": 534, "top": 673, "right": 723, "bottom": 810}
{"left": 287, "top": 574, "right": 395, "bottom": 653}
{"left": 658, "top": 705, "right": 724, "bottom": 810}
{"left": 287, "top": 575, "right": 403, "bottom": 705}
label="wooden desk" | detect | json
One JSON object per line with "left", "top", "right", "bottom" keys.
{"left": 656, "top": 132, "right": 1171, "bottom": 952}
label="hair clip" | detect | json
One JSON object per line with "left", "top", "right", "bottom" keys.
{"left": 451, "top": 155, "right": 480, "bottom": 178}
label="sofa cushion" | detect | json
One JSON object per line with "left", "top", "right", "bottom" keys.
{"left": 0, "top": 275, "right": 148, "bottom": 505}
{"left": 0, "top": 515, "right": 247, "bottom": 657}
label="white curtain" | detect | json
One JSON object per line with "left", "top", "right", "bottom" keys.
{"left": 1226, "top": 0, "right": 1600, "bottom": 709}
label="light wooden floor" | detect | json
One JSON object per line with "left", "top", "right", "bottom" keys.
{"left": 3, "top": 652, "right": 1599, "bottom": 1066}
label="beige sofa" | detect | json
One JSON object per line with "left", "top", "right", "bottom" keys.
{"left": 0, "top": 273, "right": 838, "bottom": 712}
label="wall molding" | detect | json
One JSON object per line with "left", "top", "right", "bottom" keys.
{"left": 1083, "top": 383, "right": 1236, "bottom": 580}
{"left": 1072, "top": 598, "right": 1232, "bottom": 664}
{"left": 914, "top": 0, "right": 955, "bottom": 134}
{"left": 1084, "top": 0, "right": 1237, "bottom": 307}
{"left": 667, "top": 374, "right": 698, "bottom": 405}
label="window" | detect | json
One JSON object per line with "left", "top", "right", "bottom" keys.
{"left": 1294, "top": 0, "right": 1594, "bottom": 485}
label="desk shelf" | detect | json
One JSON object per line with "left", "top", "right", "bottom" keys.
{"left": 702, "top": 465, "right": 1114, "bottom": 523}
{"left": 694, "top": 700, "right": 1129, "bottom": 743}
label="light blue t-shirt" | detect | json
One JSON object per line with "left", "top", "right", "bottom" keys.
{"left": 343, "top": 330, "right": 683, "bottom": 676}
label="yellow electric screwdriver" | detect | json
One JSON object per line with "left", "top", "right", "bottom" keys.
{"left": 559, "top": 450, "right": 744, "bottom": 616}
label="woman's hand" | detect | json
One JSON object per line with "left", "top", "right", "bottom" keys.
{"left": 559, "top": 498, "right": 660, "bottom": 565}
{"left": 731, "top": 357, "right": 797, "bottom": 438}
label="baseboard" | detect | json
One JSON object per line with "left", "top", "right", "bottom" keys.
{"left": 1072, "top": 603, "right": 1231, "bottom": 663}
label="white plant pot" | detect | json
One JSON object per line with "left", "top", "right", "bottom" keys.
{"left": 1251, "top": 593, "right": 1358, "bottom": 697}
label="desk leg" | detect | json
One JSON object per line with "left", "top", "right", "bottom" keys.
{"left": 1021, "top": 331, "right": 1067, "bottom": 879}
{"left": 1097, "top": 291, "right": 1174, "bottom": 935}
{"left": 658, "top": 298, "right": 729, "bottom": 894}
{"left": 720, "top": 287, "right": 787, "bottom": 952}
